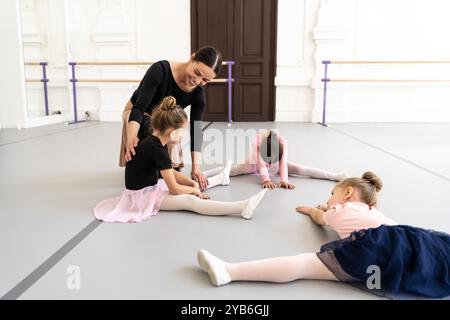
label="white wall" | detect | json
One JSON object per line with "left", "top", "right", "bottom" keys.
{"left": 65, "top": 0, "right": 192, "bottom": 121}
{"left": 21, "top": 0, "right": 71, "bottom": 125}
{"left": 8, "top": 0, "right": 450, "bottom": 126}
{"left": 18, "top": 0, "right": 191, "bottom": 123}
{"left": 135, "top": 0, "right": 191, "bottom": 62}
{"left": 277, "top": 0, "right": 450, "bottom": 122}
{"left": 355, "top": 0, "right": 450, "bottom": 60}
{"left": 0, "top": 0, "right": 28, "bottom": 129}
{"left": 275, "top": 0, "right": 319, "bottom": 122}
{"left": 311, "top": 0, "right": 450, "bottom": 122}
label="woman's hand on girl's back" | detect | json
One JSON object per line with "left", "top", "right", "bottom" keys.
{"left": 125, "top": 135, "right": 139, "bottom": 162}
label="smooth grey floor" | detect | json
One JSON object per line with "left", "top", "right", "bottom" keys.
{"left": 331, "top": 123, "right": 450, "bottom": 181}
{"left": 0, "top": 121, "right": 99, "bottom": 146}
{"left": 0, "top": 122, "right": 122, "bottom": 297}
{"left": 1, "top": 121, "right": 449, "bottom": 300}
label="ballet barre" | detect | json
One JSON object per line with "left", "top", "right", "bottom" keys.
{"left": 68, "top": 61, "right": 235, "bottom": 125}
{"left": 320, "top": 60, "right": 450, "bottom": 126}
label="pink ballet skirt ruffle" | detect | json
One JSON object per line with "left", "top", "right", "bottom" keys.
{"left": 94, "top": 179, "right": 169, "bottom": 223}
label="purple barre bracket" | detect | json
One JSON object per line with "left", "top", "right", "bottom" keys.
{"left": 40, "top": 62, "right": 49, "bottom": 116}
{"left": 226, "top": 61, "right": 235, "bottom": 125}
{"left": 319, "top": 60, "right": 331, "bottom": 127}
{"left": 68, "top": 62, "right": 85, "bottom": 125}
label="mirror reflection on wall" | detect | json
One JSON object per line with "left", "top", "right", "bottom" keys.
{"left": 18, "top": 0, "right": 183, "bottom": 126}
{"left": 19, "top": 0, "right": 69, "bottom": 120}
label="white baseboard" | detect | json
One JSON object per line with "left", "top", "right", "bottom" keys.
{"left": 311, "top": 109, "right": 450, "bottom": 123}
{"left": 23, "top": 114, "right": 69, "bottom": 128}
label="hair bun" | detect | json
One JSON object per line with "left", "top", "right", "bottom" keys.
{"left": 160, "top": 96, "right": 177, "bottom": 111}
{"left": 362, "top": 171, "right": 383, "bottom": 192}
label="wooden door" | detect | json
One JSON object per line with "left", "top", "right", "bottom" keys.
{"left": 191, "top": 0, "right": 277, "bottom": 121}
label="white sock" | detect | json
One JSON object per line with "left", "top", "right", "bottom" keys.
{"left": 222, "top": 160, "right": 232, "bottom": 185}
{"left": 241, "top": 188, "right": 268, "bottom": 219}
{"left": 205, "top": 162, "right": 232, "bottom": 189}
{"left": 203, "top": 166, "right": 224, "bottom": 178}
{"left": 197, "top": 249, "right": 231, "bottom": 286}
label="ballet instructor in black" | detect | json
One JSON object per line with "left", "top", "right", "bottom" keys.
{"left": 120, "top": 46, "right": 222, "bottom": 190}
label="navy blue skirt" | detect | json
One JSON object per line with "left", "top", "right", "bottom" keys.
{"left": 317, "top": 225, "right": 450, "bottom": 299}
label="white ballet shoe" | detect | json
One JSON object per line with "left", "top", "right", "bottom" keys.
{"left": 197, "top": 249, "right": 231, "bottom": 287}
{"left": 241, "top": 188, "right": 268, "bottom": 219}
{"left": 222, "top": 160, "right": 232, "bottom": 185}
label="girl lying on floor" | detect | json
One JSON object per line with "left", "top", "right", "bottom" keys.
{"left": 197, "top": 171, "right": 450, "bottom": 299}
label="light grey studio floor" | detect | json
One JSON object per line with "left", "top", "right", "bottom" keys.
{"left": 1, "top": 121, "right": 449, "bottom": 300}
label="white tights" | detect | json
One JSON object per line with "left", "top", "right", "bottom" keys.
{"left": 160, "top": 194, "right": 247, "bottom": 216}
{"left": 227, "top": 253, "right": 338, "bottom": 282}
{"left": 230, "top": 161, "right": 342, "bottom": 181}
{"left": 160, "top": 165, "right": 264, "bottom": 217}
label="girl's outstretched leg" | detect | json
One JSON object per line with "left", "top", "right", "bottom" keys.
{"left": 203, "top": 160, "right": 233, "bottom": 189}
{"left": 197, "top": 250, "right": 338, "bottom": 286}
{"left": 287, "top": 162, "right": 347, "bottom": 181}
{"left": 160, "top": 188, "right": 267, "bottom": 219}
{"left": 230, "top": 163, "right": 255, "bottom": 177}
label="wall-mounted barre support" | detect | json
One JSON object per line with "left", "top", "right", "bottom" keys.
{"left": 40, "top": 62, "right": 49, "bottom": 116}
{"left": 225, "top": 61, "right": 235, "bottom": 125}
{"left": 319, "top": 61, "right": 330, "bottom": 127}
{"left": 68, "top": 62, "right": 85, "bottom": 125}
{"left": 24, "top": 62, "right": 50, "bottom": 116}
